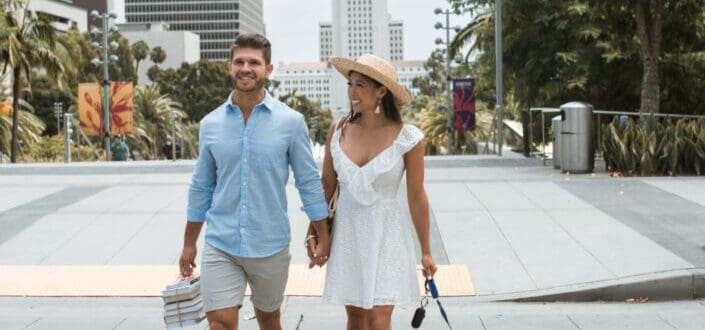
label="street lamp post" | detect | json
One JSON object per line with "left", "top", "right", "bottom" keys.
{"left": 434, "top": 8, "right": 461, "bottom": 155}
{"left": 64, "top": 113, "right": 73, "bottom": 163}
{"left": 171, "top": 110, "right": 178, "bottom": 161}
{"left": 495, "top": 0, "right": 504, "bottom": 156}
{"left": 52, "top": 101, "right": 63, "bottom": 136}
{"left": 89, "top": 10, "right": 119, "bottom": 161}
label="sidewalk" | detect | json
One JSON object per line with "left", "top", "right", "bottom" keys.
{"left": 1, "top": 157, "right": 705, "bottom": 328}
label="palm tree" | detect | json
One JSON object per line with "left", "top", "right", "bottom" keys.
{"left": 0, "top": 88, "right": 46, "bottom": 159}
{"left": 131, "top": 40, "right": 149, "bottom": 84}
{"left": 130, "top": 85, "right": 186, "bottom": 159}
{"left": 1, "top": 1, "right": 66, "bottom": 162}
{"left": 449, "top": 8, "right": 493, "bottom": 62}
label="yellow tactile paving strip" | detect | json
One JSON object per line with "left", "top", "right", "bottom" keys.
{"left": 0, "top": 264, "right": 474, "bottom": 297}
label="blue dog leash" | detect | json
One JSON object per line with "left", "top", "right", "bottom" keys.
{"left": 426, "top": 276, "right": 452, "bottom": 329}
{"left": 412, "top": 274, "right": 452, "bottom": 329}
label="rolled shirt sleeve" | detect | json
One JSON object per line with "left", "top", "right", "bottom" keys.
{"left": 187, "top": 120, "right": 216, "bottom": 222}
{"left": 289, "top": 116, "right": 329, "bottom": 221}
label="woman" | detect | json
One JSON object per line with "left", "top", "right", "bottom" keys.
{"left": 307, "top": 54, "right": 437, "bottom": 330}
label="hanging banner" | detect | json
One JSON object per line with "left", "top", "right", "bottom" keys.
{"left": 452, "top": 78, "right": 476, "bottom": 131}
{"left": 110, "top": 81, "right": 133, "bottom": 135}
{"left": 78, "top": 82, "right": 102, "bottom": 136}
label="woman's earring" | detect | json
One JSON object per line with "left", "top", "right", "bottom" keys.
{"left": 374, "top": 100, "right": 382, "bottom": 114}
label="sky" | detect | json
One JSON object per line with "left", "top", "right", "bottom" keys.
{"left": 264, "top": 0, "right": 473, "bottom": 66}
{"left": 113, "top": 0, "right": 474, "bottom": 66}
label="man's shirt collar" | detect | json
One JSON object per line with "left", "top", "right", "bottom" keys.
{"left": 226, "top": 90, "right": 275, "bottom": 113}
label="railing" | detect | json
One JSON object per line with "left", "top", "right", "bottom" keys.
{"left": 529, "top": 107, "right": 705, "bottom": 166}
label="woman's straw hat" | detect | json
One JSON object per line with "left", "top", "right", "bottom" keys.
{"left": 330, "top": 54, "right": 412, "bottom": 106}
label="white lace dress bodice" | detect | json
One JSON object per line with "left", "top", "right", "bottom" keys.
{"left": 322, "top": 124, "right": 424, "bottom": 308}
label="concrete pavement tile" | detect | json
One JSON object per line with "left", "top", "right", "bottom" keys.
{"left": 120, "top": 173, "right": 192, "bottom": 185}
{"left": 116, "top": 185, "right": 188, "bottom": 213}
{"left": 108, "top": 213, "right": 205, "bottom": 265}
{"left": 0, "top": 174, "right": 136, "bottom": 186}
{"left": 491, "top": 210, "right": 613, "bottom": 288}
{"left": 0, "top": 187, "right": 64, "bottom": 212}
{"left": 0, "top": 317, "right": 40, "bottom": 330}
{"left": 60, "top": 185, "right": 185, "bottom": 213}
{"left": 426, "top": 182, "right": 484, "bottom": 212}
{"left": 0, "top": 213, "right": 94, "bottom": 265}
{"left": 548, "top": 209, "right": 692, "bottom": 277}
{"left": 480, "top": 314, "right": 579, "bottom": 329}
{"left": 434, "top": 211, "right": 536, "bottom": 294}
{"left": 466, "top": 182, "right": 536, "bottom": 210}
{"left": 41, "top": 213, "right": 155, "bottom": 264}
{"left": 568, "top": 314, "right": 677, "bottom": 330}
{"left": 511, "top": 181, "right": 592, "bottom": 210}
{"left": 658, "top": 311, "right": 705, "bottom": 330}
{"left": 644, "top": 178, "right": 705, "bottom": 208}
{"left": 560, "top": 179, "right": 705, "bottom": 266}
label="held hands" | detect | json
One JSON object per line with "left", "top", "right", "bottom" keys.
{"left": 306, "top": 223, "right": 330, "bottom": 268}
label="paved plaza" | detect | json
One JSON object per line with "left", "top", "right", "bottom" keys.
{"left": 1, "top": 156, "right": 705, "bottom": 329}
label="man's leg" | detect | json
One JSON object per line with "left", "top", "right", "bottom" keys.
{"left": 201, "top": 243, "right": 248, "bottom": 330}
{"left": 207, "top": 306, "right": 240, "bottom": 330}
{"left": 239, "top": 247, "right": 291, "bottom": 330}
{"left": 254, "top": 307, "right": 282, "bottom": 330}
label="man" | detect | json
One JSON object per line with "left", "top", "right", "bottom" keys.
{"left": 110, "top": 135, "right": 129, "bottom": 161}
{"left": 160, "top": 136, "right": 182, "bottom": 160}
{"left": 179, "top": 34, "right": 330, "bottom": 330}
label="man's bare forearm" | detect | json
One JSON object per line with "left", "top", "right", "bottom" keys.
{"left": 183, "top": 221, "right": 204, "bottom": 247}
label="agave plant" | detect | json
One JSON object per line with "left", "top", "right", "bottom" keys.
{"left": 602, "top": 116, "right": 705, "bottom": 176}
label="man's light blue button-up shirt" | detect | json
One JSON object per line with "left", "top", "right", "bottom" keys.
{"left": 187, "top": 91, "right": 328, "bottom": 258}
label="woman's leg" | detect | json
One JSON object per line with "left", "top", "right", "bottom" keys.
{"left": 369, "top": 305, "right": 394, "bottom": 330}
{"left": 346, "top": 305, "right": 370, "bottom": 330}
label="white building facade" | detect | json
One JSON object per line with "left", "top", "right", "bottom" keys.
{"left": 274, "top": 63, "right": 331, "bottom": 108}
{"left": 28, "top": 0, "right": 88, "bottom": 33}
{"left": 119, "top": 22, "right": 200, "bottom": 85}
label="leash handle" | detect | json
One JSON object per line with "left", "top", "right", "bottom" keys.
{"left": 425, "top": 277, "right": 439, "bottom": 299}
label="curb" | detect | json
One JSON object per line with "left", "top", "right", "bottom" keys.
{"left": 469, "top": 268, "right": 705, "bottom": 302}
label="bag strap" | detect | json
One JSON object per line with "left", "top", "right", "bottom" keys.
{"left": 327, "top": 183, "right": 339, "bottom": 215}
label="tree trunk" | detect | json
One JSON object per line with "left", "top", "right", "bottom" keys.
{"left": 634, "top": 0, "right": 664, "bottom": 113}
{"left": 10, "top": 66, "right": 22, "bottom": 163}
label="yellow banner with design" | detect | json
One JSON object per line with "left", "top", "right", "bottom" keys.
{"left": 77, "top": 82, "right": 102, "bottom": 136}
{"left": 110, "top": 81, "right": 133, "bottom": 135}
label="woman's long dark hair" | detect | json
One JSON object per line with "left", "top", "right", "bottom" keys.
{"left": 337, "top": 71, "right": 402, "bottom": 131}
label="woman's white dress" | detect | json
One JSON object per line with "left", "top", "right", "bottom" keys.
{"left": 322, "top": 124, "right": 424, "bottom": 309}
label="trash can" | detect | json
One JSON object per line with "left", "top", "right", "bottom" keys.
{"left": 551, "top": 115, "right": 562, "bottom": 169}
{"left": 560, "top": 102, "right": 594, "bottom": 173}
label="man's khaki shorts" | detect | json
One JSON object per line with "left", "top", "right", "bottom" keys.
{"left": 200, "top": 243, "right": 290, "bottom": 313}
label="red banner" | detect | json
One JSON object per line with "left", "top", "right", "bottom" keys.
{"left": 452, "top": 78, "right": 476, "bottom": 131}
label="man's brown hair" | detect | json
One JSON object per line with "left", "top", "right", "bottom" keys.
{"left": 229, "top": 33, "right": 272, "bottom": 64}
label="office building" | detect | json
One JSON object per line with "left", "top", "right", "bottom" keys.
{"left": 275, "top": 63, "right": 331, "bottom": 108}
{"left": 274, "top": 0, "right": 427, "bottom": 118}
{"left": 124, "top": 0, "right": 264, "bottom": 61}
{"left": 389, "top": 20, "right": 403, "bottom": 61}
{"left": 28, "top": 0, "right": 88, "bottom": 33}
{"left": 319, "top": 19, "right": 404, "bottom": 63}
{"left": 273, "top": 60, "right": 425, "bottom": 119}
